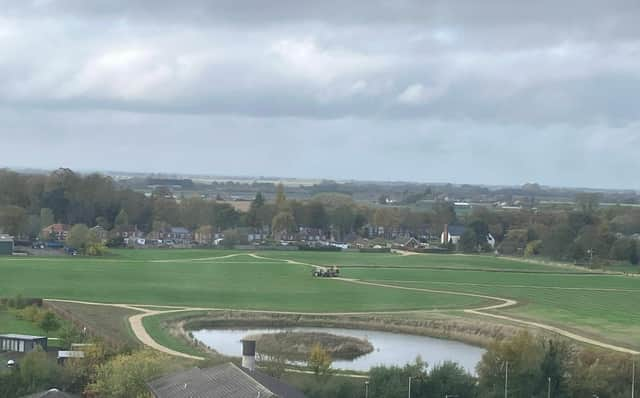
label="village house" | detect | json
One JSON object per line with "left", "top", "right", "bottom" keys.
{"left": 41, "top": 224, "right": 70, "bottom": 241}
{"left": 166, "top": 227, "right": 193, "bottom": 245}
{"left": 440, "top": 224, "right": 496, "bottom": 248}
{"left": 441, "top": 224, "right": 466, "bottom": 245}
{"left": 89, "top": 225, "right": 108, "bottom": 242}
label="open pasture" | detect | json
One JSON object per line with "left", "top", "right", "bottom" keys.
{"left": 1, "top": 248, "right": 639, "bottom": 351}
{"left": 0, "top": 250, "right": 490, "bottom": 312}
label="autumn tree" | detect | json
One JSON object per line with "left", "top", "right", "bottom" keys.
{"left": 308, "top": 343, "right": 332, "bottom": 377}
{"left": 86, "top": 350, "right": 176, "bottom": 398}
{"left": 275, "top": 183, "right": 287, "bottom": 210}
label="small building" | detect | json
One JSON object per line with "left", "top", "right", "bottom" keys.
{"left": 57, "top": 350, "right": 85, "bottom": 364}
{"left": 0, "top": 234, "right": 14, "bottom": 255}
{"left": 0, "top": 334, "right": 48, "bottom": 353}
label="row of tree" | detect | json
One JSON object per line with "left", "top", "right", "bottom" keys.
{"left": 458, "top": 197, "right": 640, "bottom": 265}
{"left": 301, "top": 332, "right": 638, "bottom": 398}
{"left": 2, "top": 168, "right": 640, "bottom": 264}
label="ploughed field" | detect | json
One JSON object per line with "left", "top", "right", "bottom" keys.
{"left": 1, "top": 249, "right": 639, "bottom": 349}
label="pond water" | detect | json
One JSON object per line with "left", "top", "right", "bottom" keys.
{"left": 191, "top": 326, "right": 485, "bottom": 373}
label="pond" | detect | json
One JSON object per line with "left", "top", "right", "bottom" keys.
{"left": 191, "top": 326, "right": 485, "bottom": 373}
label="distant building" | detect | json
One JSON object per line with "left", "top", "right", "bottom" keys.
{"left": 113, "top": 225, "right": 143, "bottom": 239}
{"left": 148, "top": 363, "right": 306, "bottom": 398}
{"left": 89, "top": 225, "right": 108, "bottom": 242}
{"left": 0, "top": 334, "right": 48, "bottom": 353}
{"left": 440, "top": 224, "right": 496, "bottom": 248}
{"left": 0, "top": 234, "right": 14, "bottom": 255}
{"left": 41, "top": 224, "right": 70, "bottom": 241}
{"left": 441, "top": 224, "right": 466, "bottom": 245}
{"left": 401, "top": 237, "right": 421, "bottom": 249}
{"left": 167, "top": 227, "right": 193, "bottom": 244}
{"left": 194, "top": 225, "right": 214, "bottom": 245}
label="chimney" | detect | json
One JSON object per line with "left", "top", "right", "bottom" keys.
{"left": 443, "top": 224, "right": 449, "bottom": 244}
{"left": 241, "top": 340, "right": 256, "bottom": 371}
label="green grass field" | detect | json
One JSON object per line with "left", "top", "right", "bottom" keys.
{"left": 1, "top": 249, "right": 639, "bottom": 351}
{"left": 0, "top": 251, "right": 490, "bottom": 312}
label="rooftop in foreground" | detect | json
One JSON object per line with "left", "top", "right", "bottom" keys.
{"left": 148, "top": 362, "right": 306, "bottom": 398}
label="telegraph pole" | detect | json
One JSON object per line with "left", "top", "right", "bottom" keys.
{"left": 548, "top": 376, "right": 551, "bottom": 398}
{"left": 364, "top": 380, "right": 369, "bottom": 398}
{"left": 408, "top": 376, "right": 412, "bottom": 398}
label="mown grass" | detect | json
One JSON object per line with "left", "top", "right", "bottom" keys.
{"left": 2, "top": 248, "right": 639, "bottom": 351}
{"left": 354, "top": 268, "right": 640, "bottom": 349}
{"left": 256, "top": 251, "right": 586, "bottom": 273}
{"left": 0, "top": 310, "right": 57, "bottom": 337}
{"left": 0, "top": 251, "right": 488, "bottom": 312}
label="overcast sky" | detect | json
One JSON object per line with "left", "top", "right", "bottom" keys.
{"left": 1, "top": 1, "right": 639, "bottom": 188}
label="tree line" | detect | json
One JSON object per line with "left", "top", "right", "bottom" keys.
{"left": 1, "top": 168, "right": 639, "bottom": 265}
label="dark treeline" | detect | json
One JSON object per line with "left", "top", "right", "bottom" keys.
{"left": 463, "top": 194, "right": 640, "bottom": 265}
{"left": 0, "top": 168, "right": 242, "bottom": 236}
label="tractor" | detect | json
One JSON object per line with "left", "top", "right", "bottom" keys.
{"left": 312, "top": 265, "right": 340, "bottom": 277}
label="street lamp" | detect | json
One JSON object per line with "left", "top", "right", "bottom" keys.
{"left": 504, "top": 361, "right": 509, "bottom": 398}
{"left": 632, "top": 359, "right": 635, "bottom": 398}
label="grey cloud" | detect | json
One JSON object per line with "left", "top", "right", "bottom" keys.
{"left": 1, "top": 108, "right": 639, "bottom": 189}
{"left": 1, "top": 1, "right": 639, "bottom": 187}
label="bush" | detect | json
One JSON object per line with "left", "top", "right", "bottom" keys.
{"left": 39, "top": 311, "right": 61, "bottom": 335}
{"left": 524, "top": 240, "right": 542, "bottom": 257}
{"left": 85, "top": 243, "right": 107, "bottom": 256}
{"left": 17, "top": 305, "right": 46, "bottom": 323}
